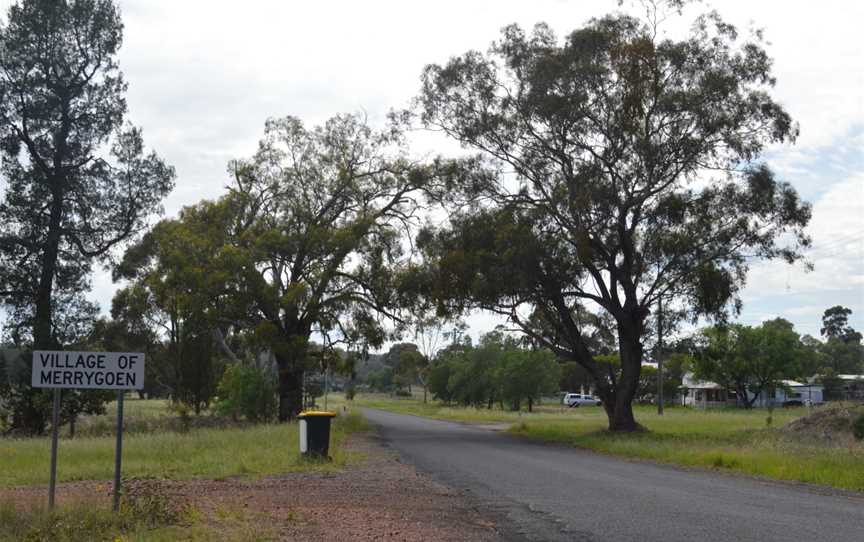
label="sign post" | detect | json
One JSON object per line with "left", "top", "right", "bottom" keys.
{"left": 32, "top": 351, "right": 144, "bottom": 511}
{"left": 48, "top": 388, "right": 60, "bottom": 508}
{"left": 113, "top": 391, "right": 125, "bottom": 512}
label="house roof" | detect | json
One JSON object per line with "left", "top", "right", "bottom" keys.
{"left": 681, "top": 372, "right": 724, "bottom": 390}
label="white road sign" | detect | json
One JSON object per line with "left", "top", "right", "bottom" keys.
{"left": 32, "top": 351, "right": 145, "bottom": 390}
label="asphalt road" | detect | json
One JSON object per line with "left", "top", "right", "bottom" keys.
{"left": 363, "top": 408, "right": 864, "bottom": 542}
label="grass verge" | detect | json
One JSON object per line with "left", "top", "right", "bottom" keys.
{"left": 0, "top": 410, "right": 369, "bottom": 487}
{"left": 346, "top": 393, "right": 864, "bottom": 492}
{"left": 0, "top": 494, "right": 278, "bottom": 542}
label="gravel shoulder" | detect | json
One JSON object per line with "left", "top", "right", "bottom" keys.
{"left": 1, "top": 431, "right": 516, "bottom": 541}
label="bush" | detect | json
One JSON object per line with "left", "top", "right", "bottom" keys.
{"left": 121, "top": 477, "right": 190, "bottom": 527}
{"left": 214, "top": 364, "right": 277, "bottom": 422}
{"left": 366, "top": 367, "right": 393, "bottom": 392}
{"left": 0, "top": 481, "right": 191, "bottom": 541}
{"left": 853, "top": 414, "right": 864, "bottom": 441}
{"left": 345, "top": 384, "right": 356, "bottom": 401}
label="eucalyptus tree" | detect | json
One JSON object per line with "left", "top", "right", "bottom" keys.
{"left": 413, "top": 1, "right": 811, "bottom": 430}
{"left": 112, "top": 203, "right": 237, "bottom": 412}
{"left": 168, "top": 115, "right": 442, "bottom": 421}
{"left": 0, "top": 0, "right": 175, "bottom": 349}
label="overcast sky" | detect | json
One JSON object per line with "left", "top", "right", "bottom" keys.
{"left": 8, "top": 0, "right": 863, "bottom": 343}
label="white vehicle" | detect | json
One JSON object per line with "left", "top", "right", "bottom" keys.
{"left": 563, "top": 393, "right": 602, "bottom": 407}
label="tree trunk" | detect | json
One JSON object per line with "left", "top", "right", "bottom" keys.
{"left": 747, "top": 387, "right": 762, "bottom": 409}
{"left": 273, "top": 328, "right": 311, "bottom": 421}
{"left": 528, "top": 397, "right": 533, "bottom": 412}
{"left": 278, "top": 365, "right": 303, "bottom": 421}
{"left": 607, "top": 323, "right": 644, "bottom": 432}
{"left": 33, "top": 196, "right": 64, "bottom": 349}
{"left": 737, "top": 384, "right": 751, "bottom": 408}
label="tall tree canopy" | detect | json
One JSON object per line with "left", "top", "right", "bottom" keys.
{"left": 118, "top": 114, "right": 447, "bottom": 420}
{"left": 821, "top": 306, "right": 862, "bottom": 344}
{"left": 412, "top": 2, "right": 810, "bottom": 430}
{"left": 817, "top": 306, "right": 863, "bottom": 375}
{"left": 0, "top": 0, "right": 175, "bottom": 348}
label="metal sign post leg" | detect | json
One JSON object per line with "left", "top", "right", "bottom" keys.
{"left": 48, "top": 388, "right": 61, "bottom": 509}
{"left": 112, "top": 391, "right": 125, "bottom": 512}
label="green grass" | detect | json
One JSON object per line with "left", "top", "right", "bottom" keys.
{"left": 0, "top": 498, "right": 279, "bottom": 542}
{"left": 0, "top": 410, "right": 369, "bottom": 487}
{"left": 345, "top": 393, "right": 864, "bottom": 492}
{"left": 72, "top": 398, "right": 229, "bottom": 438}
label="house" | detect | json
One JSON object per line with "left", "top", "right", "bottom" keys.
{"left": 837, "top": 374, "right": 864, "bottom": 401}
{"left": 747, "top": 380, "right": 824, "bottom": 407}
{"left": 680, "top": 373, "right": 824, "bottom": 408}
{"left": 680, "top": 373, "right": 732, "bottom": 408}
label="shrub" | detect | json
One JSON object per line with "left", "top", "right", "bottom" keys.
{"left": 214, "top": 364, "right": 277, "bottom": 422}
{"left": 853, "top": 414, "right": 864, "bottom": 441}
{"left": 345, "top": 384, "right": 356, "bottom": 401}
{"left": 121, "top": 477, "right": 191, "bottom": 527}
{"left": 0, "top": 481, "right": 190, "bottom": 541}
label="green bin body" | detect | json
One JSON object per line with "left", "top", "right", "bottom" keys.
{"left": 298, "top": 411, "right": 337, "bottom": 457}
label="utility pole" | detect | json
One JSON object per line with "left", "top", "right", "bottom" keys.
{"left": 657, "top": 295, "right": 664, "bottom": 415}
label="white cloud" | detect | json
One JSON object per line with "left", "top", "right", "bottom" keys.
{"left": 744, "top": 173, "right": 864, "bottom": 295}
{"left": 783, "top": 305, "right": 825, "bottom": 317}
{"left": 740, "top": 171, "right": 864, "bottom": 335}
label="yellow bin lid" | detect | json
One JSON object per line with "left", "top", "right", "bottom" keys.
{"left": 298, "top": 410, "right": 337, "bottom": 418}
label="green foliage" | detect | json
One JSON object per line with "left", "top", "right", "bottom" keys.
{"left": 0, "top": 0, "right": 174, "bottom": 349}
{"left": 0, "top": 349, "right": 113, "bottom": 436}
{"left": 694, "top": 319, "right": 804, "bottom": 407}
{"left": 445, "top": 339, "right": 501, "bottom": 408}
{"left": 819, "top": 338, "right": 864, "bottom": 375}
{"left": 412, "top": 3, "right": 810, "bottom": 431}
{"left": 112, "top": 214, "right": 235, "bottom": 414}
{"left": 427, "top": 361, "right": 454, "bottom": 403}
{"left": 384, "top": 343, "right": 427, "bottom": 392}
{"left": 303, "top": 378, "right": 324, "bottom": 408}
{"left": 114, "top": 113, "right": 441, "bottom": 420}
{"left": 821, "top": 306, "right": 863, "bottom": 344}
{"left": 215, "top": 364, "right": 277, "bottom": 422}
{"left": 366, "top": 367, "right": 394, "bottom": 392}
{"left": 497, "top": 349, "right": 560, "bottom": 411}
{"left": 853, "top": 415, "right": 864, "bottom": 441}
{"left": 428, "top": 332, "right": 560, "bottom": 410}
{"left": 818, "top": 370, "right": 846, "bottom": 401}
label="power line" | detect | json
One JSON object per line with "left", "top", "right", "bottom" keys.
{"left": 804, "top": 230, "right": 864, "bottom": 255}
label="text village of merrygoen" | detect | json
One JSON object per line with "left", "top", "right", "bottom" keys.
{"left": 32, "top": 351, "right": 145, "bottom": 390}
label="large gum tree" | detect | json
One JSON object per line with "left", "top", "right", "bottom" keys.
{"left": 412, "top": 2, "right": 811, "bottom": 430}
{"left": 0, "top": 0, "right": 173, "bottom": 435}
{"left": 226, "top": 114, "right": 449, "bottom": 420}
{"left": 129, "top": 114, "right": 451, "bottom": 421}
{"left": 0, "top": 0, "right": 175, "bottom": 349}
